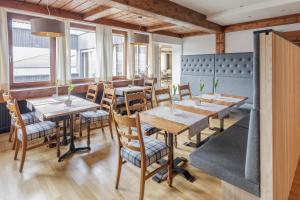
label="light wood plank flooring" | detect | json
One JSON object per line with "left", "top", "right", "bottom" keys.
{"left": 0, "top": 111, "right": 246, "bottom": 200}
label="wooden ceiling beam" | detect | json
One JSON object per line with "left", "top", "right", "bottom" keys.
{"left": 83, "top": 5, "right": 120, "bottom": 21}
{"left": 147, "top": 23, "right": 177, "bottom": 32}
{"left": 182, "top": 31, "right": 209, "bottom": 37}
{"left": 0, "top": 0, "right": 181, "bottom": 38}
{"left": 225, "top": 13, "right": 300, "bottom": 32}
{"left": 102, "top": 0, "right": 222, "bottom": 33}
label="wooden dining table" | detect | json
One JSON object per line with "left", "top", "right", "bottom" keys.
{"left": 140, "top": 105, "right": 210, "bottom": 184}
{"left": 115, "top": 85, "right": 151, "bottom": 96}
{"left": 27, "top": 95, "right": 100, "bottom": 162}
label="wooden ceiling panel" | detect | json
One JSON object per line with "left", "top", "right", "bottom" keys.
{"left": 106, "top": 11, "right": 162, "bottom": 27}
{"left": 60, "top": 0, "right": 86, "bottom": 10}
{"left": 24, "top": 0, "right": 41, "bottom": 3}
{"left": 50, "top": 0, "right": 72, "bottom": 8}
{"left": 72, "top": 0, "right": 97, "bottom": 13}
{"left": 38, "top": 0, "right": 57, "bottom": 6}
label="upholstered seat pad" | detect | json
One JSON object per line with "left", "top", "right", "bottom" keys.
{"left": 12, "top": 112, "right": 38, "bottom": 126}
{"left": 121, "top": 136, "right": 169, "bottom": 167}
{"left": 190, "top": 126, "right": 259, "bottom": 196}
{"left": 17, "top": 121, "right": 56, "bottom": 141}
{"left": 234, "top": 115, "right": 250, "bottom": 129}
{"left": 131, "top": 122, "right": 160, "bottom": 136}
{"left": 80, "top": 110, "right": 109, "bottom": 123}
{"left": 146, "top": 94, "right": 152, "bottom": 100}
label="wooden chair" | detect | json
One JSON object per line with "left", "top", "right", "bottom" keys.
{"left": 79, "top": 87, "right": 115, "bottom": 146}
{"left": 125, "top": 92, "right": 160, "bottom": 137}
{"left": 178, "top": 83, "right": 192, "bottom": 100}
{"left": 6, "top": 99, "right": 60, "bottom": 173}
{"left": 153, "top": 87, "right": 178, "bottom": 147}
{"left": 154, "top": 86, "right": 172, "bottom": 106}
{"left": 86, "top": 84, "right": 99, "bottom": 103}
{"left": 113, "top": 111, "right": 171, "bottom": 200}
{"left": 2, "top": 92, "right": 37, "bottom": 149}
{"left": 144, "top": 79, "right": 155, "bottom": 108}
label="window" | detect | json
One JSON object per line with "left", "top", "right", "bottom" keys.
{"left": 70, "top": 26, "right": 96, "bottom": 80}
{"left": 134, "top": 44, "right": 148, "bottom": 76}
{"left": 112, "top": 34, "right": 125, "bottom": 76}
{"left": 9, "top": 15, "right": 55, "bottom": 87}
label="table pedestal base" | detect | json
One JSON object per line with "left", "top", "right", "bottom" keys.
{"left": 152, "top": 157, "right": 196, "bottom": 183}
{"left": 58, "top": 146, "right": 91, "bottom": 162}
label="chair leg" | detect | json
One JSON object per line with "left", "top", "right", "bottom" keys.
{"left": 12, "top": 128, "right": 17, "bottom": 150}
{"left": 174, "top": 136, "right": 178, "bottom": 148}
{"left": 19, "top": 142, "right": 27, "bottom": 173}
{"left": 100, "top": 119, "right": 105, "bottom": 134}
{"left": 115, "top": 155, "right": 123, "bottom": 189}
{"left": 79, "top": 119, "right": 82, "bottom": 138}
{"left": 8, "top": 125, "right": 14, "bottom": 142}
{"left": 139, "top": 166, "right": 146, "bottom": 200}
{"left": 56, "top": 127, "right": 61, "bottom": 158}
{"left": 108, "top": 121, "right": 114, "bottom": 140}
{"left": 87, "top": 120, "right": 91, "bottom": 148}
{"left": 14, "top": 140, "right": 20, "bottom": 160}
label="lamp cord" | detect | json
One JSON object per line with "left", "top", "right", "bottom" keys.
{"left": 46, "top": 0, "right": 51, "bottom": 16}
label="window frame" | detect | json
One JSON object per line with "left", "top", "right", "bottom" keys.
{"left": 112, "top": 30, "right": 128, "bottom": 79}
{"left": 69, "top": 23, "right": 96, "bottom": 84}
{"left": 134, "top": 43, "right": 149, "bottom": 76}
{"left": 7, "top": 13, "right": 56, "bottom": 89}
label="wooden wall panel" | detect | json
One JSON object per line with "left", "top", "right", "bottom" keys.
{"left": 272, "top": 33, "right": 300, "bottom": 200}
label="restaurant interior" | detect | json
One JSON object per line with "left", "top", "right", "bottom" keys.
{"left": 0, "top": 1, "right": 300, "bottom": 200}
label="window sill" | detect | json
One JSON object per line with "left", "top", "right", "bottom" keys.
{"left": 0, "top": 82, "right": 101, "bottom": 103}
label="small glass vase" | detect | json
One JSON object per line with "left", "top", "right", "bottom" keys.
{"left": 65, "top": 95, "right": 72, "bottom": 107}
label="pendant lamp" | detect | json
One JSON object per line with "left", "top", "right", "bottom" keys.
{"left": 129, "top": 33, "right": 149, "bottom": 45}
{"left": 30, "top": 18, "right": 65, "bottom": 37}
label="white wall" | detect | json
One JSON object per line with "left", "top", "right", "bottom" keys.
{"left": 183, "top": 34, "right": 216, "bottom": 55}
{"left": 225, "top": 30, "right": 254, "bottom": 53}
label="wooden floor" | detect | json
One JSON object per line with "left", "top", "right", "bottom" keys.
{"left": 0, "top": 110, "right": 245, "bottom": 200}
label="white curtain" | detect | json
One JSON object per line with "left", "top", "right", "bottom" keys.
{"left": 148, "top": 33, "right": 155, "bottom": 78}
{"left": 0, "top": 8, "right": 9, "bottom": 91}
{"left": 56, "top": 20, "right": 71, "bottom": 85}
{"left": 95, "top": 25, "right": 113, "bottom": 82}
{"left": 127, "top": 30, "right": 135, "bottom": 79}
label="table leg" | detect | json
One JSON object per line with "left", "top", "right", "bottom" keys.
{"left": 61, "top": 119, "right": 68, "bottom": 145}
{"left": 220, "top": 118, "right": 224, "bottom": 132}
{"left": 152, "top": 132, "right": 195, "bottom": 183}
{"left": 58, "top": 114, "right": 91, "bottom": 162}
{"left": 184, "top": 132, "right": 209, "bottom": 148}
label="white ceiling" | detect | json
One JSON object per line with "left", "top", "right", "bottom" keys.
{"left": 171, "top": 0, "right": 300, "bottom": 25}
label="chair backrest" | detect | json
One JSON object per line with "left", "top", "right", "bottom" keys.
{"left": 113, "top": 111, "right": 146, "bottom": 161}
{"left": 86, "top": 84, "right": 99, "bottom": 103}
{"left": 178, "top": 83, "right": 192, "bottom": 100}
{"left": 154, "top": 87, "right": 172, "bottom": 106}
{"left": 125, "top": 92, "right": 147, "bottom": 116}
{"left": 144, "top": 79, "right": 154, "bottom": 98}
{"left": 6, "top": 99, "right": 27, "bottom": 141}
{"left": 101, "top": 87, "right": 116, "bottom": 112}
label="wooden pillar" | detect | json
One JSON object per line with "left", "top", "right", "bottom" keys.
{"left": 216, "top": 32, "right": 225, "bottom": 54}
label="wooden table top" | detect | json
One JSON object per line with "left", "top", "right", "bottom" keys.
{"left": 115, "top": 86, "right": 150, "bottom": 96}
{"left": 140, "top": 105, "right": 212, "bottom": 135}
{"left": 193, "top": 94, "right": 248, "bottom": 107}
{"left": 27, "top": 95, "right": 99, "bottom": 120}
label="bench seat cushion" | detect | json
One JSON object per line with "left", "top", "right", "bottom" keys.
{"left": 190, "top": 126, "right": 259, "bottom": 196}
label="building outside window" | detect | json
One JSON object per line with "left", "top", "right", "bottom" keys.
{"left": 112, "top": 34, "right": 125, "bottom": 76}
{"left": 11, "top": 19, "right": 52, "bottom": 83}
{"left": 134, "top": 44, "right": 148, "bottom": 76}
{"left": 70, "top": 27, "right": 96, "bottom": 80}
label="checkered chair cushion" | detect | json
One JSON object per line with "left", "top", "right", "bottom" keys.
{"left": 116, "top": 97, "right": 125, "bottom": 105}
{"left": 80, "top": 110, "right": 109, "bottom": 123}
{"left": 131, "top": 122, "right": 160, "bottom": 136}
{"left": 121, "top": 136, "right": 169, "bottom": 167}
{"left": 146, "top": 94, "right": 152, "bottom": 100}
{"left": 17, "top": 121, "right": 56, "bottom": 141}
{"left": 12, "top": 112, "right": 38, "bottom": 126}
